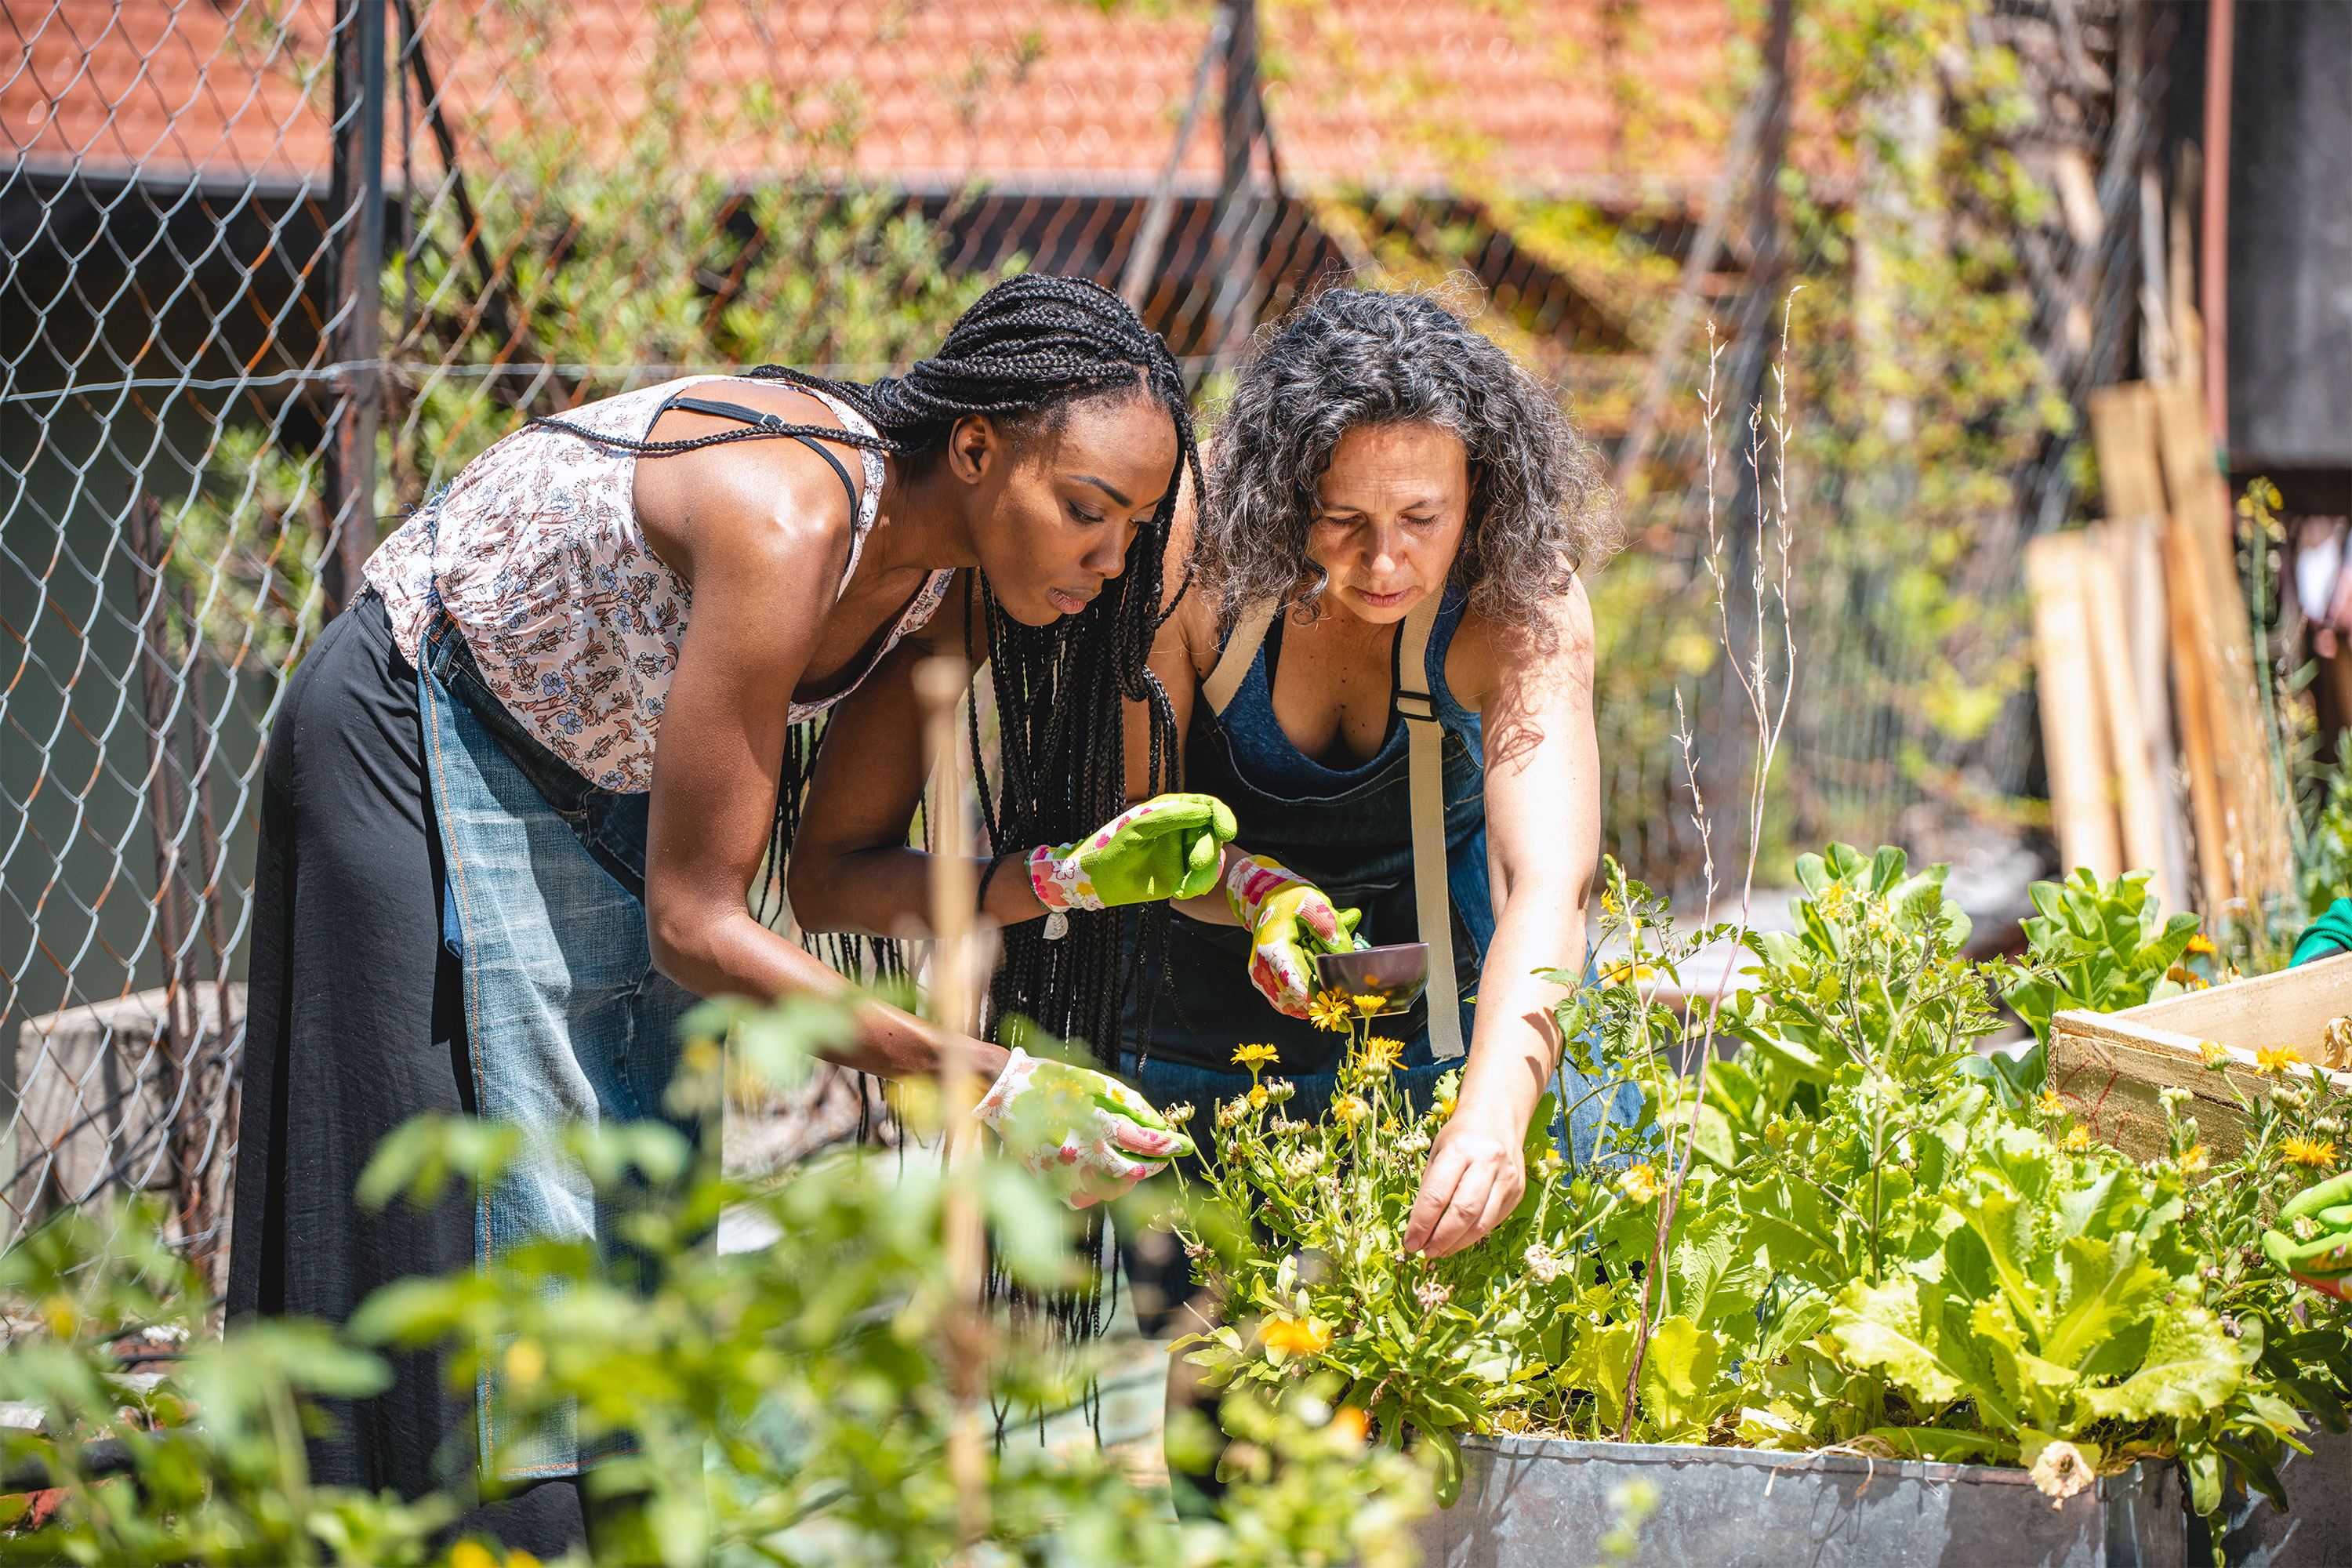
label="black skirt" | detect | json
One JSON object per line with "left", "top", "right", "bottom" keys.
{"left": 227, "top": 593, "right": 585, "bottom": 1549}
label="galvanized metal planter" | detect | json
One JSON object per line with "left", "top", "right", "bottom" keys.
{"left": 1417, "top": 1434, "right": 2183, "bottom": 1568}
{"left": 2187, "top": 1428, "right": 2352, "bottom": 1567}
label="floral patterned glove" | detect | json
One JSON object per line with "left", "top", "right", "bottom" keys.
{"left": 1028, "top": 793, "right": 1239, "bottom": 937}
{"left": 976, "top": 1049, "right": 1197, "bottom": 1210}
{"left": 2263, "top": 1170, "right": 2352, "bottom": 1301}
{"left": 1225, "top": 854, "right": 1364, "bottom": 1019}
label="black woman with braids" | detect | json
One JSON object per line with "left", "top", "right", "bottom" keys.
{"left": 228, "top": 274, "right": 1229, "bottom": 1547}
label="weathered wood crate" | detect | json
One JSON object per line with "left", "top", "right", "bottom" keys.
{"left": 2050, "top": 952, "right": 2352, "bottom": 1162}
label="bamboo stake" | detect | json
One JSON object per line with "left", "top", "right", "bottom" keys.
{"left": 914, "top": 656, "right": 989, "bottom": 1551}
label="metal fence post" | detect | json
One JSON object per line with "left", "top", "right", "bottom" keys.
{"left": 326, "top": 0, "right": 388, "bottom": 609}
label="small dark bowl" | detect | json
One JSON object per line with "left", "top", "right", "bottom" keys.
{"left": 1311, "top": 943, "right": 1430, "bottom": 1017}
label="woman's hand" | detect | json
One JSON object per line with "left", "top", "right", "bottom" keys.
{"left": 1225, "top": 854, "right": 1364, "bottom": 1017}
{"left": 1028, "top": 793, "right": 1239, "bottom": 916}
{"left": 2265, "top": 1170, "right": 2352, "bottom": 1301}
{"left": 977, "top": 1049, "right": 1197, "bottom": 1210}
{"left": 1402, "top": 1100, "right": 1528, "bottom": 1258}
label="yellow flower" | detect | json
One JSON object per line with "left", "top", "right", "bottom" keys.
{"left": 2178, "top": 1144, "right": 2209, "bottom": 1174}
{"left": 1600, "top": 960, "right": 1656, "bottom": 985}
{"left": 1248, "top": 1083, "right": 1269, "bottom": 1109}
{"left": 1357, "top": 1036, "right": 1406, "bottom": 1076}
{"left": 2186, "top": 932, "right": 2217, "bottom": 955}
{"left": 1332, "top": 1094, "right": 1369, "bottom": 1125}
{"left": 1354, "top": 993, "right": 1386, "bottom": 1017}
{"left": 1435, "top": 1094, "right": 1459, "bottom": 1120}
{"left": 2198, "top": 1040, "right": 2230, "bottom": 1069}
{"left": 2060, "top": 1126, "right": 2100, "bottom": 1152}
{"left": 2167, "top": 964, "right": 2210, "bottom": 990}
{"left": 1262, "top": 1316, "right": 1334, "bottom": 1356}
{"left": 2034, "top": 1091, "right": 2065, "bottom": 1118}
{"left": 2256, "top": 1045, "right": 2306, "bottom": 1076}
{"left": 1309, "top": 989, "right": 1356, "bottom": 1033}
{"left": 1330, "top": 1405, "right": 1370, "bottom": 1445}
{"left": 1231, "top": 1043, "right": 1281, "bottom": 1070}
{"left": 1619, "top": 1163, "right": 1662, "bottom": 1203}
{"left": 2283, "top": 1134, "right": 2338, "bottom": 1170}
{"left": 503, "top": 1338, "right": 545, "bottom": 1387}
{"left": 449, "top": 1544, "right": 500, "bottom": 1568}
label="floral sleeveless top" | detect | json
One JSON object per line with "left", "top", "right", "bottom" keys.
{"left": 364, "top": 375, "right": 953, "bottom": 792}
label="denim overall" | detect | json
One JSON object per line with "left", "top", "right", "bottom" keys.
{"left": 1118, "top": 586, "right": 1639, "bottom": 1152}
{"left": 418, "top": 605, "right": 697, "bottom": 1480}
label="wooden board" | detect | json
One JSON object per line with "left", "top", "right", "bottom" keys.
{"left": 2089, "top": 383, "right": 2165, "bottom": 523}
{"left": 2113, "top": 515, "right": 2191, "bottom": 916}
{"left": 2050, "top": 952, "right": 2352, "bottom": 1163}
{"left": 2161, "top": 516, "right": 2234, "bottom": 914}
{"left": 2026, "top": 535, "right": 2122, "bottom": 880}
{"left": 2078, "top": 525, "right": 2167, "bottom": 882}
{"left": 2154, "top": 380, "right": 2295, "bottom": 913}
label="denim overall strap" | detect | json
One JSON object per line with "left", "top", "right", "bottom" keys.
{"left": 417, "top": 618, "right": 699, "bottom": 1482}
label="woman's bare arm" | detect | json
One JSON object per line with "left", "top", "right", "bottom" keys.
{"left": 638, "top": 416, "right": 1007, "bottom": 1080}
{"left": 1403, "top": 577, "right": 1600, "bottom": 1257}
{"left": 786, "top": 583, "right": 1054, "bottom": 941}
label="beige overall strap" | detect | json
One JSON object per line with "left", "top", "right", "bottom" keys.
{"left": 1395, "top": 593, "right": 1465, "bottom": 1060}
{"left": 1203, "top": 597, "right": 1281, "bottom": 717}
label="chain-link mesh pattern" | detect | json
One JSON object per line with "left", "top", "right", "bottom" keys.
{"left": 4, "top": 0, "right": 2169, "bottom": 1260}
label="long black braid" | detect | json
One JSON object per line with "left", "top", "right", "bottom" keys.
{"left": 532, "top": 274, "right": 1200, "bottom": 1335}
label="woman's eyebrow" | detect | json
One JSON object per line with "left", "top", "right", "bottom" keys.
{"left": 1069, "top": 474, "right": 1133, "bottom": 507}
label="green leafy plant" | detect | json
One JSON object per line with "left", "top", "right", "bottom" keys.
{"left": 1990, "top": 867, "right": 2205, "bottom": 1102}
{"left": 1179, "top": 842, "right": 2342, "bottom": 1545}
{"left": 0, "top": 994, "right": 1428, "bottom": 1566}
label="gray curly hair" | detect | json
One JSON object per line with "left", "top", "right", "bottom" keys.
{"left": 1197, "top": 286, "right": 1614, "bottom": 634}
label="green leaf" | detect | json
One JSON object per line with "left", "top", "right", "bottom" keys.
{"left": 1637, "top": 1316, "right": 1737, "bottom": 1439}
{"left": 1828, "top": 1277, "right": 1969, "bottom": 1407}
{"left": 1863, "top": 1425, "right": 2008, "bottom": 1464}
{"left": 2085, "top": 1305, "right": 2242, "bottom": 1422}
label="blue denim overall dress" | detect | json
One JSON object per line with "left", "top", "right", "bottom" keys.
{"left": 1118, "top": 585, "right": 1639, "bottom": 1156}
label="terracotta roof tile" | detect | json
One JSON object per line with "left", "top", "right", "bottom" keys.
{"left": 8, "top": 1, "right": 1732, "bottom": 195}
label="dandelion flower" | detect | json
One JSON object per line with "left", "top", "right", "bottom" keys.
{"left": 2186, "top": 932, "right": 2216, "bottom": 955}
{"left": 1357, "top": 1036, "right": 1407, "bottom": 1076}
{"left": 1436, "top": 1094, "right": 1460, "bottom": 1120}
{"left": 1309, "top": 989, "right": 1356, "bottom": 1033}
{"left": 2256, "top": 1045, "right": 2306, "bottom": 1076}
{"left": 2179, "top": 1144, "right": 2209, "bottom": 1174}
{"left": 1248, "top": 1083, "right": 1269, "bottom": 1109}
{"left": 2282, "top": 1134, "right": 2337, "bottom": 1170}
{"left": 1600, "top": 960, "right": 1656, "bottom": 985}
{"left": 2031, "top": 1439, "right": 2092, "bottom": 1501}
{"left": 1332, "top": 1094, "right": 1369, "bottom": 1125}
{"left": 1619, "top": 1163, "right": 1662, "bottom": 1203}
{"left": 1330, "top": 1406, "right": 1370, "bottom": 1445}
{"left": 2198, "top": 1040, "right": 2230, "bottom": 1069}
{"left": 1354, "top": 993, "right": 1387, "bottom": 1017}
{"left": 1262, "top": 1316, "right": 1334, "bottom": 1356}
{"left": 1231, "top": 1043, "right": 1281, "bottom": 1072}
{"left": 2060, "top": 1126, "right": 2100, "bottom": 1152}
{"left": 2034, "top": 1091, "right": 2065, "bottom": 1117}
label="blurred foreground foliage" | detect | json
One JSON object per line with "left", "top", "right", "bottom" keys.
{"left": 0, "top": 996, "right": 1427, "bottom": 1566}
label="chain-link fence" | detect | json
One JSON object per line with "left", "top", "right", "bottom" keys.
{"left": 4, "top": 0, "right": 2172, "bottom": 1262}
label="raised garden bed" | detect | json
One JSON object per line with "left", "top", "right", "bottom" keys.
{"left": 1417, "top": 1434, "right": 2182, "bottom": 1568}
{"left": 2051, "top": 952, "right": 2352, "bottom": 1160}
{"left": 2187, "top": 1429, "right": 2352, "bottom": 1567}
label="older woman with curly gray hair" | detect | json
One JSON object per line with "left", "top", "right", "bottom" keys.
{"left": 1118, "top": 286, "right": 1632, "bottom": 1315}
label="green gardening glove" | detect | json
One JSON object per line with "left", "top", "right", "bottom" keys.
{"left": 2262, "top": 1170, "right": 2352, "bottom": 1302}
{"left": 975, "top": 1049, "right": 1200, "bottom": 1209}
{"left": 1026, "top": 794, "right": 1238, "bottom": 935}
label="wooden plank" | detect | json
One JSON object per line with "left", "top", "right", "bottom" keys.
{"left": 2155, "top": 379, "right": 2295, "bottom": 915}
{"left": 2026, "top": 535, "right": 2122, "bottom": 880}
{"left": 2078, "top": 526, "right": 2168, "bottom": 882}
{"left": 2089, "top": 383, "right": 2165, "bottom": 523}
{"left": 2161, "top": 511, "right": 2235, "bottom": 914}
{"left": 2114, "top": 515, "right": 2191, "bottom": 916}
{"left": 2049, "top": 953, "right": 2352, "bottom": 1163}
